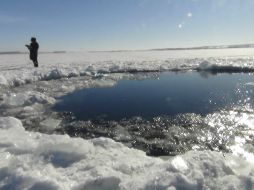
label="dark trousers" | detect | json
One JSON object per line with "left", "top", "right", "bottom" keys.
{"left": 31, "top": 57, "right": 38, "bottom": 67}
{"left": 30, "top": 53, "right": 38, "bottom": 67}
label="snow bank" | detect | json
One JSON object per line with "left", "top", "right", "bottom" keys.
{"left": 197, "top": 60, "right": 254, "bottom": 72}
{"left": 0, "top": 75, "right": 8, "bottom": 86}
{"left": 0, "top": 116, "right": 254, "bottom": 189}
{"left": 1, "top": 51, "right": 254, "bottom": 88}
{"left": 1, "top": 91, "right": 55, "bottom": 108}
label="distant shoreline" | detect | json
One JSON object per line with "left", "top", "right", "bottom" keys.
{"left": 150, "top": 44, "right": 254, "bottom": 51}
{"left": 90, "top": 44, "right": 254, "bottom": 53}
{"left": 1, "top": 44, "right": 254, "bottom": 54}
{"left": 0, "top": 51, "right": 66, "bottom": 55}
{"left": 0, "top": 51, "right": 25, "bottom": 55}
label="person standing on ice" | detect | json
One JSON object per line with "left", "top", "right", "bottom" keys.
{"left": 25, "top": 37, "right": 39, "bottom": 67}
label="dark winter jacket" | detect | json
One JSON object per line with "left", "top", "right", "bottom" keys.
{"left": 28, "top": 42, "right": 39, "bottom": 60}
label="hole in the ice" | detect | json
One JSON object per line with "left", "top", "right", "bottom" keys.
{"left": 50, "top": 71, "right": 254, "bottom": 156}
{"left": 53, "top": 72, "right": 254, "bottom": 121}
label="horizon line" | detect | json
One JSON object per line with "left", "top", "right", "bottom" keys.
{"left": 1, "top": 43, "right": 254, "bottom": 54}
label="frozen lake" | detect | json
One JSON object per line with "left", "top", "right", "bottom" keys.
{"left": 1, "top": 49, "right": 254, "bottom": 189}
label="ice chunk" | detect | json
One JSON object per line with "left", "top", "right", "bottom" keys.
{"left": 171, "top": 156, "right": 188, "bottom": 171}
{"left": 114, "top": 126, "right": 132, "bottom": 141}
{"left": 38, "top": 142, "right": 88, "bottom": 168}
{"left": 198, "top": 60, "right": 213, "bottom": 70}
{"left": 39, "top": 118, "right": 61, "bottom": 131}
{"left": 43, "top": 69, "right": 67, "bottom": 80}
{"left": 0, "top": 75, "right": 8, "bottom": 86}
{"left": 197, "top": 59, "right": 254, "bottom": 72}
{"left": 19, "top": 106, "right": 37, "bottom": 118}
{"left": 1, "top": 91, "right": 55, "bottom": 108}
{"left": 0, "top": 116, "right": 23, "bottom": 130}
{"left": 26, "top": 92, "right": 56, "bottom": 105}
{"left": 2, "top": 93, "right": 29, "bottom": 107}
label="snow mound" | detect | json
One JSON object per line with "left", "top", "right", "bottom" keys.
{"left": 42, "top": 69, "right": 69, "bottom": 80}
{"left": 0, "top": 117, "right": 253, "bottom": 189}
{"left": 0, "top": 117, "right": 23, "bottom": 130}
{"left": 0, "top": 75, "right": 8, "bottom": 86}
{"left": 198, "top": 60, "right": 254, "bottom": 72}
{"left": 1, "top": 51, "right": 254, "bottom": 88}
{"left": 1, "top": 91, "right": 55, "bottom": 108}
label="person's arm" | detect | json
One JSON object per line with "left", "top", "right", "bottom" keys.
{"left": 25, "top": 44, "right": 30, "bottom": 50}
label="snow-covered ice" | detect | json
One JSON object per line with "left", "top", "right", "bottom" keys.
{"left": 1, "top": 49, "right": 254, "bottom": 189}
{"left": 0, "top": 117, "right": 254, "bottom": 189}
{"left": 0, "top": 49, "right": 254, "bottom": 88}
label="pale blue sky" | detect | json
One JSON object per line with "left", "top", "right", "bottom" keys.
{"left": 1, "top": 0, "right": 254, "bottom": 51}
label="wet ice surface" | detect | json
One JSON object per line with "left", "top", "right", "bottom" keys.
{"left": 1, "top": 50, "right": 254, "bottom": 189}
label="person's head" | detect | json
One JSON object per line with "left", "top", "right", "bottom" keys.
{"left": 31, "top": 37, "right": 36, "bottom": 42}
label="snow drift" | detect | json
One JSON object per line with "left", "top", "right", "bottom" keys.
{"left": 0, "top": 50, "right": 254, "bottom": 88}
{"left": 0, "top": 117, "right": 253, "bottom": 190}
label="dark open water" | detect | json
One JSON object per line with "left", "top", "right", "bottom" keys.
{"left": 53, "top": 72, "right": 254, "bottom": 121}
